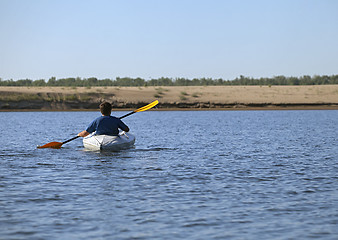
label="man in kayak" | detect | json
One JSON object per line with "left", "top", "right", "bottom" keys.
{"left": 78, "top": 102, "right": 130, "bottom": 138}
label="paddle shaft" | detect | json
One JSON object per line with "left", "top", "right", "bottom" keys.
{"left": 119, "top": 111, "right": 135, "bottom": 119}
{"left": 63, "top": 136, "right": 80, "bottom": 144}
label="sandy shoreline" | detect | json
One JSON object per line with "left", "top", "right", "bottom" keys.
{"left": 1, "top": 85, "right": 337, "bottom": 111}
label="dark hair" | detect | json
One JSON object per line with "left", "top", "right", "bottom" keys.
{"left": 100, "top": 102, "right": 112, "bottom": 116}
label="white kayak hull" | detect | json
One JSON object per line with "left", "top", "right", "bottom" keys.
{"left": 83, "top": 132, "right": 135, "bottom": 151}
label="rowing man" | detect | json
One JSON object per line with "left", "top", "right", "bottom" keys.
{"left": 78, "top": 102, "right": 130, "bottom": 138}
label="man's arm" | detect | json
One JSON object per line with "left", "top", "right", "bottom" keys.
{"left": 78, "top": 130, "right": 90, "bottom": 137}
{"left": 119, "top": 119, "right": 129, "bottom": 132}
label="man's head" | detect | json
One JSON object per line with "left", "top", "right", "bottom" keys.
{"left": 100, "top": 102, "right": 112, "bottom": 116}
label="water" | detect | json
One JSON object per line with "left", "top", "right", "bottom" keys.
{"left": 0, "top": 110, "right": 337, "bottom": 239}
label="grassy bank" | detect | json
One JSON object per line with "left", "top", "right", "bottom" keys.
{"left": 0, "top": 85, "right": 337, "bottom": 111}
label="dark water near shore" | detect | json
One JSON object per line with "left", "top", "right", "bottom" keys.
{"left": 0, "top": 110, "right": 337, "bottom": 239}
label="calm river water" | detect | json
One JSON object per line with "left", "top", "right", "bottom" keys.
{"left": 0, "top": 110, "right": 337, "bottom": 239}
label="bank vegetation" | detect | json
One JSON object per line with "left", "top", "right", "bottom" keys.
{"left": 1, "top": 75, "right": 337, "bottom": 87}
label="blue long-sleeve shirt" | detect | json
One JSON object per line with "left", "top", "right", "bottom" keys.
{"left": 86, "top": 116, "right": 128, "bottom": 136}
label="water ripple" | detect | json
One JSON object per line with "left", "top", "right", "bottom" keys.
{"left": 0, "top": 110, "right": 337, "bottom": 239}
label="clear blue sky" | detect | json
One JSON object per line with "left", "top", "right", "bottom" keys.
{"left": 0, "top": 0, "right": 337, "bottom": 80}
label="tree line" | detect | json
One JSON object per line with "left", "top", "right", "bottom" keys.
{"left": 0, "top": 75, "right": 337, "bottom": 87}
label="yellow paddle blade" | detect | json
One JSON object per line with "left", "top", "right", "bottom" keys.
{"left": 134, "top": 100, "right": 159, "bottom": 113}
{"left": 37, "top": 142, "right": 63, "bottom": 149}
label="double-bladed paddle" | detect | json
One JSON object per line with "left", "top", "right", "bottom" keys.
{"left": 37, "top": 100, "right": 159, "bottom": 149}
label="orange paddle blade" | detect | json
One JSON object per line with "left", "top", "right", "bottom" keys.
{"left": 37, "top": 142, "right": 63, "bottom": 149}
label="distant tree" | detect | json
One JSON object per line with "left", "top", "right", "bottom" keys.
{"left": 331, "top": 75, "right": 338, "bottom": 84}
{"left": 47, "top": 77, "right": 57, "bottom": 86}
{"left": 16, "top": 79, "right": 33, "bottom": 86}
{"left": 33, "top": 79, "right": 46, "bottom": 86}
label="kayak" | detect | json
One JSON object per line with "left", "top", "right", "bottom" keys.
{"left": 83, "top": 132, "right": 135, "bottom": 151}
